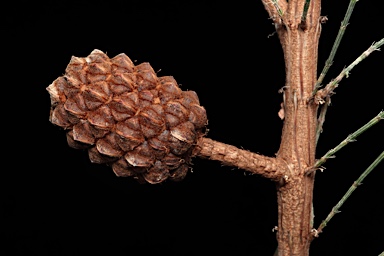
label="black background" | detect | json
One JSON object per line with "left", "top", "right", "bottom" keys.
{"left": 2, "top": 1, "right": 383, "bottom": 255}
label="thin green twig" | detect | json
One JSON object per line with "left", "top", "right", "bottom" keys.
{"left": 312, "top": 0, "right": 359, "bottom": 96}
{"left": 318, "top": 38, "right": 384, "bottom": 98}
{"left": 314, "top": 38, "right": 383, "bottom": 143}
{"left": 316, "top": 151, "right": 384, "bottom": 234}
{"left": 308, "top": 111, "right": 384, "bottom": 174}
{"left": 315, "top": 96, "right": 330, "bottom": 145}
{"left": 301, "top": 0, "right": 311, "bottom": 22}
{"left": 271, "top": 0, "right": 284, "bottom": 18}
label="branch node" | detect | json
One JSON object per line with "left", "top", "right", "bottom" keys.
{"left": 315, "top": 95, "right": 325, "bottom": 105}
{"left": 333, "top": 208, "right": 341, "bottom": 214}
{"left": 353, "top": 181, "right": 362, "bottom": 187}
{"left": 311, "top": 111, "right": 384, "bottom": 173}
{"left": 311, "top": 228, "right": 319, "bottom": 237}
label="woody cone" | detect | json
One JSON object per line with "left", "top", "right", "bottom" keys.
{"left": 47, "top": 49, "right": 208, "bottom": 184}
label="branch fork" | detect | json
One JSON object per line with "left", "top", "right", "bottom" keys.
{"left": 312, "top": 38, "right": 384, "bottom": 105}
{"left": 308, "top": 111, "right": 384, "bottom": 175}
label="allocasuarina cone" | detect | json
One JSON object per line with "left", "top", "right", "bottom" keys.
{"left": 47, "top": 49, "right": 208, "bottom": 184}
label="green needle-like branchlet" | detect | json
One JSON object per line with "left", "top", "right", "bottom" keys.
{"left": 313, "top": 0, "right": 359, "bottom": 95}
{"left": 309, "top": 111, "right": 384, "bottom": 174}
{"left": 271, "top": 0, "right": 284, "bottom": 18}
{"left": 316, "top": 151, "right": 384, "bottom": 234}
{"left": 315, "top": 38, "right": 384, "bottom": 143}
{"left": 301, "top": 0, "right": 311, "bottom": 22}
{"left": 320, "top": 38, "right": 384, "bottom": 98}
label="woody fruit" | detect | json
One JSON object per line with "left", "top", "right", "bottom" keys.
{"left": 47, "top": 49, "right": 207, "bottom": 184}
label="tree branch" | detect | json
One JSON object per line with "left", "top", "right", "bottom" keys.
{"left": 312, "top": 38, "right": 383, "bottom": 143}
{"left": 315, "top": 151, "right": 384, "bottom": 235}
{"left": 314, "top": 38, "right": 384, "bottom": 102}
{"left": 312, "top": 0, "right": 359, "bottom": 96}
{"left": 195, "top": 137, "right": 287, "bottom": 181}
{"left": 307, "top": 111, "right": 384, "bottom": 175}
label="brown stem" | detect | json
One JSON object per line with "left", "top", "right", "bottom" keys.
{"left": 267, "top": 0, "right": 322, "bottom": 255}
{"left": 194, "top": 137, "right": 287, "bottom": 181}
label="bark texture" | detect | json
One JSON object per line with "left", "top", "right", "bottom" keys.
{"left": 262, "top": 0, "right": 322, "bottom": 255}
{"left": 195, "top": 137, "right": 287, "bottom": 180}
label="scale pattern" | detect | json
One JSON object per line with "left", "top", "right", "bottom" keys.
{"left": 47, "top": 49, "right": 207, "bottom": 183}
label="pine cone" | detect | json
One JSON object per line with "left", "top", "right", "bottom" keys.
{"left": 47, "top": 49, "right": 207, "bottom": 184}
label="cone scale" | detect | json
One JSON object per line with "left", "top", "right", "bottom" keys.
{"left": 47, "top": 49, "right": 208, "bottom": 184}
